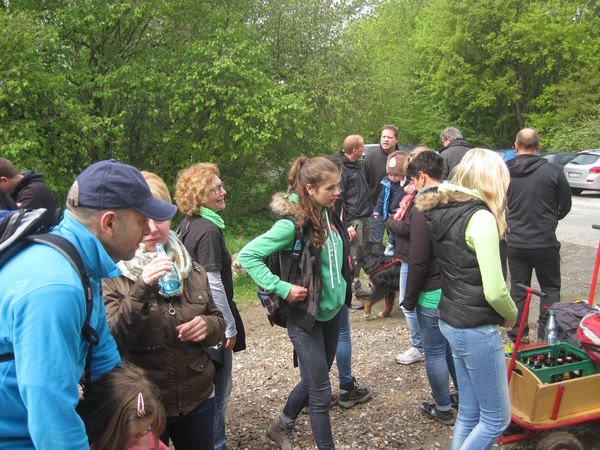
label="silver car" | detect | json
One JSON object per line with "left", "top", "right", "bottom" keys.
{"left": 563, "top": 150, "right": 600, "bottom": 195}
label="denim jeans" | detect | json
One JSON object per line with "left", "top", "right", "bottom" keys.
{"left": 439, "top": 320, "right": 511, "bottom": 450}
{"left": 213, "top": 348, "right": 233, "bottom": 450}
{"left": 417, "top": 305, "right": 456, "bottom": 407}
{"left": 368, "top": 212, "right": 385, "bottom": 243}
{"left": 283, "top": 311, "right": 341, "bottom": 450}
{"left": 160, "top": 396, "right": 216, "bottom": 450}
{"left": 336, "top": 305, "right": 352, "bottom": 386}
{"left": 399, "top": 263, "right": 423, "bottom": 351}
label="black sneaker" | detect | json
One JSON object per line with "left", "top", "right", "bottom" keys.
{"left": 420, "top": 402, "right": 455, "bottom": 426}
{"left": 450, "top": 392, "right": 459, "bottom": 409}
{"left": 339, "top": 377, "right": 371, "bottom": 409}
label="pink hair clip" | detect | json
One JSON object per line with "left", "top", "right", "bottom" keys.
{"left": 137, "top": 392, "right": 145, "bottom": 418}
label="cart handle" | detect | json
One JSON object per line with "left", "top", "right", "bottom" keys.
{"left": 516, "top": 283, "right": 546, "bottom": 298}
{"left": 589, "top": 225, "right": 600, "bottom": 305}
{"left": 507, "top": 285, "right": 547, "bottom": 384}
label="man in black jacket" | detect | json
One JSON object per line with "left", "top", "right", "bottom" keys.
{"left": 0, "top": 157, "right": 58, "bottom": 226}
{"left": 439, "top": 127, "right": 470, "bottom": 180}
{"left": 331, "top": 134, "right": 372, "bottom": 296}
{"left": 506, "top": 128, "right": 572, "bottom": 342}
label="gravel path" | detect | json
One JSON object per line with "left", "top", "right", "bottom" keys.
{"left": 225, "top": 239, "right": 600, "bottom": 449}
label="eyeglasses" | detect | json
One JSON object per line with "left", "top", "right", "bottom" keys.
{"left": 209, "top": 183, "right": 225, "bottom": 194}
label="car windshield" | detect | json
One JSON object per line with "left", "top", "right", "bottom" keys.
{"left": 571, "top": 154, "right": 600, "bottom": 165}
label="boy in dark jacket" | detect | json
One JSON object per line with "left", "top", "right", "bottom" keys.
{"left": 373, "top": 151, "right": 408, "bottom": 255}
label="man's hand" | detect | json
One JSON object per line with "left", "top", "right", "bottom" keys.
{"left": 347, "top": 226, "right": 357, "bottom": 241}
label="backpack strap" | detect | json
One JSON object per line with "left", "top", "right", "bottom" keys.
{"left": 285, "top": 221, "right": 304, "bottom": 284}
{"left": 0, "top": 233, "right": 97, "bottom": 388}
{"left": 176, "top": 216, "right": 204, "bottom": 242}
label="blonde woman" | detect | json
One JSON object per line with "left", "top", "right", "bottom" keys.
{"left": 417, "top": 148, "right": 517, "bottom": 450}
{"left": 103, "top": 172, "right": 225, "bottom": 450}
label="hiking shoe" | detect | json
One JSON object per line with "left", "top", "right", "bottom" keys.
{"left": 339, "top": 377, "right": 371, "bottom": 409}
{"left": 450, "top": 392, "right": 459, "bottom": 408}
{"left": 395, "top": 347, "right": 425, "bottom": 365}
{"left": 384, "top": 244, "right": 395, "bottom": 256}
{"left": 420, "top": 402, "right": 455, "bottom": 426}
{"left": 301, "top": 394, "right": 339, "bottom": 414}
{"left": 266, "top": 417, "right": 294, "bottom": 450}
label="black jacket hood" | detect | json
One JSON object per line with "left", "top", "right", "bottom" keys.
{"left": 507, "top": 154, "right": 547, "bottom": 177}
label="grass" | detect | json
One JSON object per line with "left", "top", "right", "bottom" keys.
{"left": 223, "top": 214, "right": 273, "bottom": 306}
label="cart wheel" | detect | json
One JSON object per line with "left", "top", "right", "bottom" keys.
{"left": 535, "top": 431, "right": 583, "bottom": 450}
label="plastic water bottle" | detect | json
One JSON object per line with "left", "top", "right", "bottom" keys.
{"left": 544, "top": 309, "right": 559, "bottom": 345}
{"left": 155, "top": 243, "right": 180, "bottom": 296}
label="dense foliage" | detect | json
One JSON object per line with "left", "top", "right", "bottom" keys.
{"left": 1, "top": 0, "right": 598, "bottom": 214}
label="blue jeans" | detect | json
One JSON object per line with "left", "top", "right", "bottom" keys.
{"left": 213, "top": 348, "right": 233, "bottom": 450}
{"left": 417, "top": 305, "right": 456, "bottom": 407}
{"left": 399, "top": 263, "right": 423, "bottom": 351}
{"left": 336, "top": 305, "right": 352, "bottom": 386}
{"left": 160, "top": 397, "right": 216, "bottom": 450}
{"left": 439, "top": 320, "right": 511, "bottom": 450}
{"left": 283, "top": 311, "right": 341, "bottom": 450}
{"left": 368, "top": 212, "right": 385, "bottom": 243}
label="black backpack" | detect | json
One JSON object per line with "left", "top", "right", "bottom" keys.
{"left": 257, "top": 220, "right": 304, "bottom": 328}
{"left": 0, "top": 209, "right": 98, "bottom": 388}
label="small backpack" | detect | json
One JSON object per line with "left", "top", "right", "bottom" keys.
{"left": 577, "top": 311, "right": 600, "bottom": 366}
{"left": 257, "top": 220, "right": 304, "bottom": 328}
{"left": 551, "top": 300, "right": 595, "bottom": 347}
{"left": 0, "top": 209, "right": 97, "bottom": 388}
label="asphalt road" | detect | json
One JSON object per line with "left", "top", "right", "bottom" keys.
{"left": 556, "top": 191, "right": 600, "bottom": 248}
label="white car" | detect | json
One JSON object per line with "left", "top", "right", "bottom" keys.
{"left": 563, "top": 150, "right": 600, "bottom": 195}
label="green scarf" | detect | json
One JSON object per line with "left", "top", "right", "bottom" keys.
{"left": 200, "top": 206, "right": 225, "bottom": 229}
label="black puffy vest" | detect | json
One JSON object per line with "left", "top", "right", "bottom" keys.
{"left": 425, "top": 200, "right": 504, "bottom": 328}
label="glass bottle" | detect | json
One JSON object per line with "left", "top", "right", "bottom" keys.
{"left": 155, "top": 243, "right": 180, "bottom": 296}
{"left": 544, "top": 309, "right": 559, "bottom": 345}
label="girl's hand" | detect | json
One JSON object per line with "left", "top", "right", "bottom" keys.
{"left": 141, "top": 256, "right": 174, "bottom": 286}
{"left": 287, "top": 284, "right": 308, "bottom": 303}
{"left": 502, "top": 317, "right": 517, "bottom": 329}
{"left": 176, "top": 316, "right": 208, "bottom": 342}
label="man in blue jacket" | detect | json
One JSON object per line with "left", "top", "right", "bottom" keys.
{"left": 0, "top": 160, "right": 177, "bottom": 449}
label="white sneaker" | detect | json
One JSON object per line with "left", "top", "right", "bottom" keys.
{"left": 384, "top": 244, "right": 395, "bottom": 256}
{"left": 395, "top": 347, "right": 425, "bottom": 365}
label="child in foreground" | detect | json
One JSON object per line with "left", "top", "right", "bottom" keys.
{"left": 77, "top": 363, "right": 168, "bottom": 450}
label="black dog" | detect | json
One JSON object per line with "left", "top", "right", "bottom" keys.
{"left": 356, "top": 242, "right": 401, "bottom": 318}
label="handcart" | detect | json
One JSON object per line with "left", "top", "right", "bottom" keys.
{"left": 499, "top": 224, "right": 600, "bottom": 449}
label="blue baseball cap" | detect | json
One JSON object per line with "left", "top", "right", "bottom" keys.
{"left": 73, "top": 160, "right": 177, "bottom": 221}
